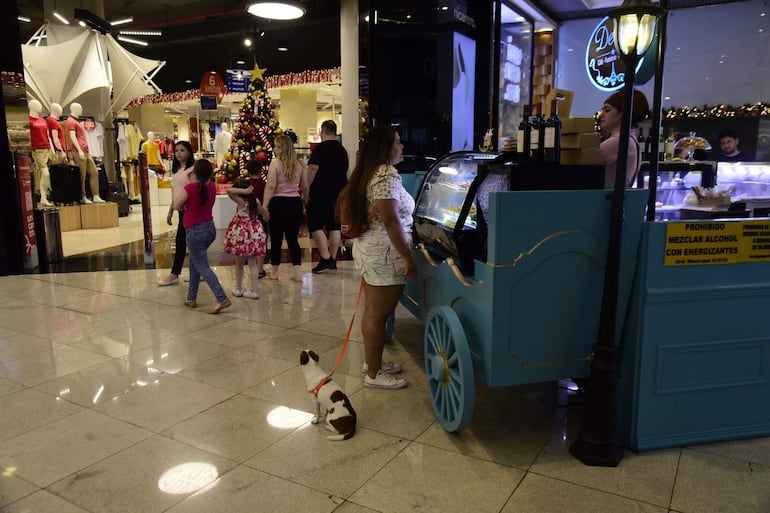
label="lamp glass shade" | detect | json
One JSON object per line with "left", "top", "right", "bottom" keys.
{"left": 614, "top": 13, "right": 657, "bottom": 57}
{"left": 247, "top": 1, "right": 305, "bottom": 20}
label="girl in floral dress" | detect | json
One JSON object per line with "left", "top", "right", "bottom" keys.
{"left": 224, "top": 178, "right": 268, "bottom": 299}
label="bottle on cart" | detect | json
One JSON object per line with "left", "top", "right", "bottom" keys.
{"left": 645, "top": 128, "right": 655, "bottom": 162}
{"left": 637, "top": 127, "right": 646, "bottom": 160}
{"left": 530, "top": 103, "right": 544, "bottom": 163}
{"left": 658, "top": 127, "right": 665, "bottom": 161}
{"left": 517, "top": 105, "right": 531, "bottom": 162}
{"left": 664, "top": 128, "right": 676, "bottom": 161}
{"left": 543, "top": 98, "right": 561, "bottom": 164}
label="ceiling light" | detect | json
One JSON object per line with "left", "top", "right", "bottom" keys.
{"left": 78, "top": 20, "right": 86, "bottom": 27}
{"left": 117, "top": 35, "right": 148, "bottom": 47}
{"left": 110, "top": 17, "right": 133, "bottom": 26}
{"left": 236, "top": 59, "right": 246, "bottom": 65}
{"left": 17, "top": 15, "right": 31, "bottom": 23}
{"left": 247, "top": 1, "right": 306, "bottom": 21}
{"left": 53, "top": 11, "right": 70, "bottom": 24}
{"left": 244, "top": 37, "right": 252, "bottom": 47}
{"left": 119, "top": 30, "right": 162, "bottom": 36}
{"left": 277, "top": 40, "right": 289, "bottom": 51}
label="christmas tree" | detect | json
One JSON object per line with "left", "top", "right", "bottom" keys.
{"left": 215, "top": 64, "right": 282, "bottom": 184}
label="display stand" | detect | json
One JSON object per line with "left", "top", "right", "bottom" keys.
{"left": 619, "top": 220, "right": 770, "bottom": 451}
{"left": 80, "top": 202, "right": 118, "bottom": 229}
{"left": 213, "top": 194, "right": 236, "bottom": 229}
{"left": 149, "top": 171, "right": 159, "bottom": 206}
{"left": 157, "top": 177, "right": 172, "bottom": 205}
{"left": 59, "top": 205, "right": 82, "bottom": 231}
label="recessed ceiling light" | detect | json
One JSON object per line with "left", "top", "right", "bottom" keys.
{"left": 117, "top": 35, "right": 148, "bottom": 46}
{"left": 110, "top": 17, "right": 133, "bottom": 26}
{"left": 277, "top": 40, "right": 289, "bottom": 51}
{"left": 247, "top": 1, "right": 305, "bottom": 21}
{"left": 53, "top": 11, "right": 70, "bottom": 24}
{"left": 17, "top": 15, "right": 31, "bottom": 23}
{"left": 120, "top": 30, "right": 162, "bottom": 36}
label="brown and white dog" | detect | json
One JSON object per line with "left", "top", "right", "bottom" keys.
{"left": 299, "top": 349, "right": 356, "bottom": 441}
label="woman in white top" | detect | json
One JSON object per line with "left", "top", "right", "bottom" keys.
{"left": 339, "top": 125, "right": 416, "bottom": 390}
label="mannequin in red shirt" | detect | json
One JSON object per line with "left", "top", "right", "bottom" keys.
{"left": 66, "top": 102, "right": 104, "bottom": 204}
{"left": 47, "top": 102, "right": 66, "bottom": 165}
{"left": 28, "top": 99, "right": 53, "bottom": 206}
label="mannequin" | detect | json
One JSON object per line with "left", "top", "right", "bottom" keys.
{"left": 66, "top": 102, "right": 104, "bottom": 204}
{"left": 47, "top": 102, "right": 66, "bottom": 165}
{"left": 213, "top": 122, "right": 232, "bottom": 166}
{"left": 28, "top": 99, "right": 53, "bottom": 206}
{"left": 141, "top": 131, "right": 165, "bottom": 176}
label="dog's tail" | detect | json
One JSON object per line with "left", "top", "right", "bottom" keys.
{"left": 326, "top": 430, "right": 355, "bottom": 441}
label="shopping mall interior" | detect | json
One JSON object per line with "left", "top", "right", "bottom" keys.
{"left": 2, "top": 1, "right": 769, "bottom": 512}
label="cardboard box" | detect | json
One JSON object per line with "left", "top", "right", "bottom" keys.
{"left": 59, "top": 205, "right": 81, "bottom": 232}
{"left": 80, "top": 202, "right": 118, "bottom": 229}
{"left": 561, "top": 131, "right": 601, "bottom": 150}
{"left": 697, "top": 196, "right": 731, "bottom": 208}
{"left": 561, "top": 117, "right": 597, "bottom": 134}
{"left": 560, "top": 148, "right": 604, "bottom": 166}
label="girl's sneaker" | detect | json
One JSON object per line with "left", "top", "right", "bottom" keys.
{"left": 243, "top": 289, "right": 260, "bottom": 299}
{"left": 233, "top": 288, "right": 244, "bottom": 297}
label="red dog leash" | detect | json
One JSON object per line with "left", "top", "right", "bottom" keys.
{"left": 308, "top": 280, "right": 365, "bottom": 396}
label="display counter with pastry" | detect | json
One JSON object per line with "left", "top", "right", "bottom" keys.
{"left": 413, "top": 151, "right": 604, "bottom": 274}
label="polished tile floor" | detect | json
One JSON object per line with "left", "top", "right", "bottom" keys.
{"left": 1, "top": 262, "right": 770, "bottom": 512}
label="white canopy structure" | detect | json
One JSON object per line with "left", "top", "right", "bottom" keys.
{"left": 22, "top": 22, "right": 165, "bottom": 119}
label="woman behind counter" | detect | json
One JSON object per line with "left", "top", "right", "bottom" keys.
{"left": 599, "top": 89, "right": 650, "bottom": 188}
{"left": 341, "top": 125, "right": 416, "bottom": 390}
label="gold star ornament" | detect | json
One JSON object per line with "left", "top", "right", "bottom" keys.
{"left": 251, "top": 64, "right": 267, "bottom": 81}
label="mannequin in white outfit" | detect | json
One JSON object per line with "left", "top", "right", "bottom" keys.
{"left": 66, "top": 102, "right": 104, "bottom": 203}
{"left": 28, "top": 99, "right": 53, "bottom": 206}
{"left": 214, "top": 122, "right": 232, "bottom": 166}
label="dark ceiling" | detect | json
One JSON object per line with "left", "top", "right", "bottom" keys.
{"left": 14, "top": 0, "right": 747, "bottom": 93}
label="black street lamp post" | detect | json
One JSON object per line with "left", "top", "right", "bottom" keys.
{"left": 570, "top": 0, "right": 665, "bottom": 467}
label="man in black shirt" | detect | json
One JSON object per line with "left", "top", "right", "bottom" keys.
{"left": 717, "top": 129, "right": 752, "bottom": 162}
{"left": 307, "top": 120, "right": 349, "bottom": 273}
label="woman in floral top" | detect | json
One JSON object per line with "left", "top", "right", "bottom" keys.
{"left": 341, "top": 125, "right": 416, "bottom": 390}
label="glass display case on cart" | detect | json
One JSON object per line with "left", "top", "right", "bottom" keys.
{"left": 413, "top": 151, "right": 604, "bottom": 274}
{"left": 715, "top": 161, "right": 770, "bottom": 216}
{"left": 636, "top": 161, "right": 716, "bottom": 220}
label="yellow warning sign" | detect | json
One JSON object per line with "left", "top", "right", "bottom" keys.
{"left": 664, "top": 221, "right": 770, "bottom": 266}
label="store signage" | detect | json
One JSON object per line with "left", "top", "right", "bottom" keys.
{"left": 16, "top": 153, "right": 36, "bottom": 263}
{"left": 226, "top": 68, "right": 251, "bottom": 93}
{"left": 585, "top": 16, "right": 657, "bottom": 92}
{"left": 200, "top": 95, "right": 217, "bottom": 111}
{"left": 199, "top": 71, "right": 226, "bottom": 103}
{"left": 664, "top": 221, "right": 770, "bottom": 266}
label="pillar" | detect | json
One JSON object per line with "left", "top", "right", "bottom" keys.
{"left": 340, "top": 0, "right": 359, "bottom": 167}
{"left": 279, "top": 89, "right": 317, "bottom": 147}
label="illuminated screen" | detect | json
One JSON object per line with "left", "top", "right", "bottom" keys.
{"left": 452, "top": 32, "right": 476, "bottom": 152}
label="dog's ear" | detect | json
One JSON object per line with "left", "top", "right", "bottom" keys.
{"left": 308, "top": 350, "right": 319, "bottom": 362}
{"left": 300, "top": 351, "right": 309, "bottom": 365}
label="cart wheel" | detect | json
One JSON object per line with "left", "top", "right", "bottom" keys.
{"left": 385, "top": 312, "right": 395, "bottom": 341}
{"left": 424, "top": 306, "right": 474, "bottom": 432}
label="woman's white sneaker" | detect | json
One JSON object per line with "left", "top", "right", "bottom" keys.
{"left": 364, "top": 370, "right": 407, "bottom": 389}
{"left": 243, "top": 289, "right": 259, "bottom": 299}
{"left": 361, "top": 361, "right": 402, "bottom": 374}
